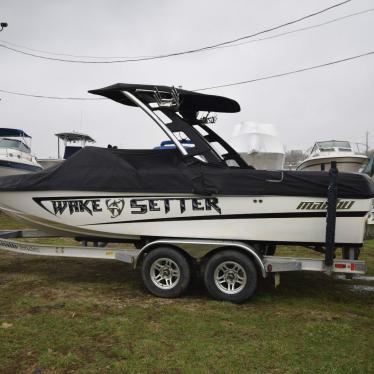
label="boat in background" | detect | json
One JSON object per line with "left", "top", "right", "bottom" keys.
{"left": 229, "top": 122, "right": 285, "bottom": 169}
{"left": 38, "top": 131, "right": 95, "bottom": 169}
{"left": 297, "top": 140, "right": 368, "bottom": 172}
{"left": 0, "top": 128, "right": 42, "bottom": 176}
{"left": 154, "top": 139, "right": 194, "bottom": 150}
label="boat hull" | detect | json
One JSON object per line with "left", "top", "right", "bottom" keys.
{"left": 0, "top": 165, "right": 43, "bottom": 177}
{"left": 37, "top": 158, "right": 63, "bottom": 170}
{"left": 297, "top": 155, "right": 368, "bottom": 172}
{"left": 0, "top": 191, "right": 370, "bottom": 245}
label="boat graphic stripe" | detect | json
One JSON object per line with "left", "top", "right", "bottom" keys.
{"left": 82, "top": 211, "right": 368, "bottom": 226}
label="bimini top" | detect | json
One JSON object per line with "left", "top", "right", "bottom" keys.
{"left": 55, "top": 132, "right": 95, "bottom": 143}
{"left": 0, "top": 128, "right": 31, "bottom": 138}
{"left": 88, "top": 83, "right": 240, "bottom": 114}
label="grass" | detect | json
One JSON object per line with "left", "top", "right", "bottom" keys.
{"left": 0, "top": 213, "right": 373, "bottom": 374}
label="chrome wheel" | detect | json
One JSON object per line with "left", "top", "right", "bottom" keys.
{"left": 150, "top": 258, "right": 181, "bottom": 290}
{"left": 214, "top": 261, "right": 247, "bottom": 295}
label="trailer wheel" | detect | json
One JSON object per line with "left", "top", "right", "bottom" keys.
{"left": 141, "top": 247, "right": 191, "bottom": 298}
{"left": 203, "top": 250, "right": 258, "bottom": 303}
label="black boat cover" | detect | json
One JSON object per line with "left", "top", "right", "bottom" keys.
{"left": 0, "top": 147, "right": 373, "bottom": 199}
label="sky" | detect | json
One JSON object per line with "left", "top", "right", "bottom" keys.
{"left": 0, "top": 0, "right": 373, "bottom": 157}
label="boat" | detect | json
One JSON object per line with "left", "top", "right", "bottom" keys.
{"left": 230, "top": 122, "right": 285, "bottom": 169}
{"left": 0, "top": 128, "right": 43, "bottom": 176}
{"left": 37, "top": 131, "right": 95, "bottom": 169}
{"left": 297, "top": 140, "right": 368, "bottom": 172}
{"left": 154, "top": 139, "right": 194, "bottom": 150}
{"left": 0, "top": 84, "right": 372, "bottom": 246}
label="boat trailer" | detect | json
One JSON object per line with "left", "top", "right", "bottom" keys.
{"left": 0, "top": 228, "right": 366, "bottom": 302}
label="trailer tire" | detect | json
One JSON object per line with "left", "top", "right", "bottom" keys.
{"left": 141, "top": 247, "right": 191, "bottom": 298}
{"left": 203, "top": 250, "right": 258, "bottom": 303}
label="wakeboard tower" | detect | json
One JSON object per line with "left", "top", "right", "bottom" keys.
{"left": 0, "top": 83, "right": 373, "bottom": 303}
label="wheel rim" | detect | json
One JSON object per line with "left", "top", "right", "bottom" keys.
{"left": 150, "top": 258, "right": 181, "bottom": 290}
{"left": 214, "top": 261, "right": 247, "bottom": 295}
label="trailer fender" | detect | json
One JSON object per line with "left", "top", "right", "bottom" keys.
{"left": 135, "top": 239, "right": 266, "bottom": 277}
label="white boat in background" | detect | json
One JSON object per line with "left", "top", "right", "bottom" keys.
{"left": 0, "top": 128, "right": 42, "bottom": 176}
{"left": 297, "top": 140, "right": 368, "bottom": 172}
{"left": 38, "top": 131, "right": 95, "bottom": 169}
{"left": 230, "top": 122, "right": 285, "bottom": 169}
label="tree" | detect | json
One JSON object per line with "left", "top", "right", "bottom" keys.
{"left": 284, "top": 150, "right": 306, "bottom": 169}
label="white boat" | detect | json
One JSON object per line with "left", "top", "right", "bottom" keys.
{"left": 0, "top": 84, "right": 372, "bottom": 247}
{"left": 297, "top": 140, "right": 368, "bottom": 172}
{"left": 0, "top": 128, "right": 42, "bottom": 176}
{"left": 230, "top": 122, "right": 285, "bottom": 169}
{"left": 38, "top": 131, "right": 95, "bottom": 169}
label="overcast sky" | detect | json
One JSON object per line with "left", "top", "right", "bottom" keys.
{"left": 1, "top": 0, "right": 373, "bottom": 157}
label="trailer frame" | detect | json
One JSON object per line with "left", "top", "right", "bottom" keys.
{"left": 0, "top": 229, "right": 366, "bottom": 281}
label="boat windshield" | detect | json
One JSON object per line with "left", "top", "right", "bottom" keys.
{"left": 0, "top": 138, "right": 31, "bottom": 153}
{"left": 314, "top": 141, "right": 352, "bottom": 152}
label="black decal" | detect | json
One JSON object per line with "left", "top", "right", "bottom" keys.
{"left": 345, "top": 201, "right": 355, "bottom": 209}
{"left": 105, "top": 198, "right": 124, "bottom": 218}
{"left": 68, "top": 200, "right": 80, "bottom": 214}
{"left": 297, "top": 202, "right": 314, "bottom": 210}
{"left": 92, "top": 199, "right": 102, "bottom": 212}
{"left": 205, "top": 198, "right": 221, "bottom": 214}
{"left": 179, "top": 199, "right": 186, "bottom": 214}
{"left": 192, "top": 198, "right": 204, "bottom": 211}
{"left": 52, "top": 201, "right": 68, "bottom": 215}
{"left": 149, "top": 199, "right": 161, "bottom": 212}
{"left": 78, "top": 200, "right": 93, "bottom": 215}
{"left": 131, "top": 199, "right": 147, "bottom": 214}
{"left": 312, "top": 202, "right": 324, "bottom": 210}
{"left": 164, "top": 199, "right": 170, "bottom": 214}
{"left": 297, "top": 200, "right": 354, "bottom": 210}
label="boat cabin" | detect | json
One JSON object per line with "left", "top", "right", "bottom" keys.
{"left": 55, "top": 132, "right": 95, "bottom": 159}
{"left": 0, "top": 128, "right": 32, "bottom": 154}
{"left": 309, "top": 140, "right": 365, "bottom": 157}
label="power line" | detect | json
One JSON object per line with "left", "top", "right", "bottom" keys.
{"left": 0, "top": 0, "right": 352, "bottom": 64}
{"left": 1, "top": 51, "right": 373, "bottom": 100}
{"left": 2, "top": 7, "right": 372, "bottom": 59}
{"left": 195, "top": 51, "right": 374, "bottom": 91}
{"left": 0, "top": 89, "right": 105, "bottom": 100}
{"left": 0, "top": 41, "right": 152, "bottom": 60}
{"left": 213, "top": 8, "right": 374, "bottom": 51}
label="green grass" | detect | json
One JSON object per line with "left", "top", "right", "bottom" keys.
{"left": 0, "top": 213, "right": 374, "bottom": 373}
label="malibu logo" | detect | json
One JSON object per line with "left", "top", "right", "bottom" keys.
{"left": 297, "top": 199, "right": 355, "bottom": 210}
